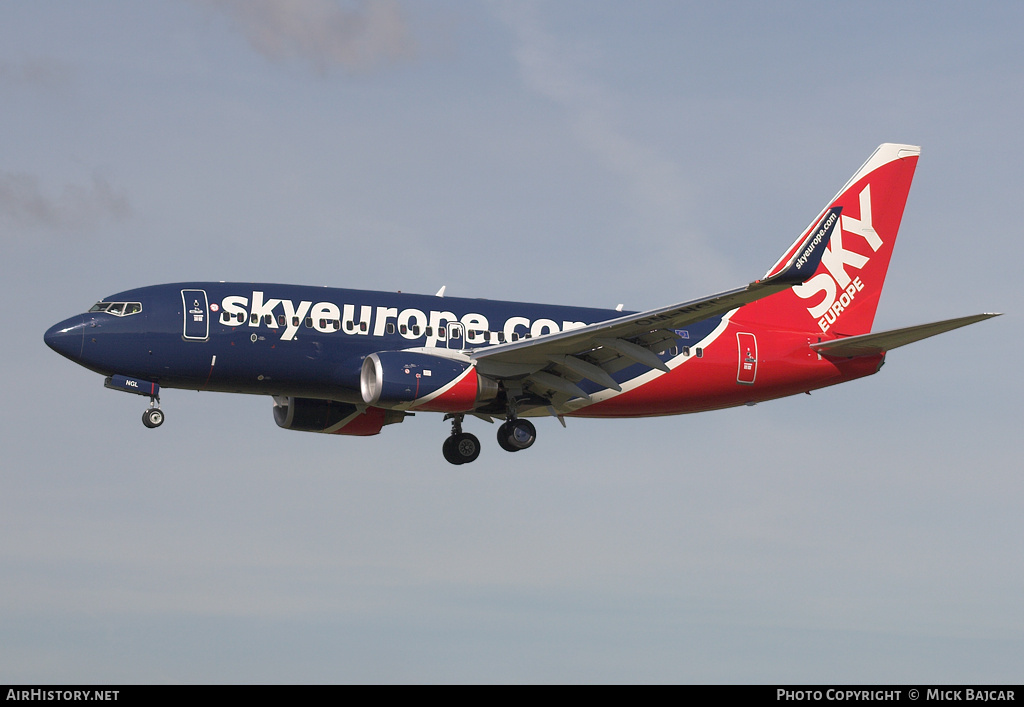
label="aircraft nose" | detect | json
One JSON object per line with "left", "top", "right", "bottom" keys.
{"left": 44, "top": 315, "right": 86, "bottom": 361}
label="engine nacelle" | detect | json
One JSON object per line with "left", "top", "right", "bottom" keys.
{"left": 360, "top": 351, "right": 498, "bottom": 412}
{"left": 272, "top": 397, "right": 406, "bottom": 436}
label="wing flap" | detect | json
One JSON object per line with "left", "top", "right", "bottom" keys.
{"left": 549, "top": 355, "right": 622, "bottom": 391}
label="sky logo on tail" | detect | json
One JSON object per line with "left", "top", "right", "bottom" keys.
{"left": 793, "top": 184, "right": 882, "bottom": 333}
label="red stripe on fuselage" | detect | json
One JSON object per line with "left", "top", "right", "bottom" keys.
{"left": 571, "top": 322, "right": 883, "bottom": 418}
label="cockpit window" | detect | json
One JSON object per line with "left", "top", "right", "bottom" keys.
{"left": 89, "top": 301, "right": 142, "bottom": 317}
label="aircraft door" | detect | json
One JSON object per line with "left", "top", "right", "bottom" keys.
{"left": 446, "top": 322, "right": 465, "bottom": 350}
{"left": 182, "top": 289, "right": 209, "bottom": 341}
{"left": 736, "top": 332, "right": 757, "bottom": 385}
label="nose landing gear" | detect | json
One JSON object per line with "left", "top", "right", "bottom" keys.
{"left": 142, "top": 396, "right": 163, "bottom": 428}
{"left": 103, "top": 376, "right": 164, "bottom": 429}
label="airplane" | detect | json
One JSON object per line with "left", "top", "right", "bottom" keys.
{"left": 45, "top": 143, "right": 999, "bottom": 465}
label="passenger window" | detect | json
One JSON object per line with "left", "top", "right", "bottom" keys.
{"left": 251, "top": 314, "right": 259, "bottom": 324}
{"left": 411, "top": 325, "right": 420, "bottom": 336}
{"left": 345, "top": 321, "right": 354, "bottom": 332}
{"left": 400, "top": 325, "right": 407, "bottom": 334}
{"left": 319, "top": 318, "right": 327, "bottom": 329}
{"left": 360, "top": 322, "right": 367, "bottom": 332}
{"left": 333, "top": 320, "right": 340, "bottom": 331}
{"left": 264, "top": 314, "right": 273, "bottom": 325}
{"left": 305, "top": 317, "right": 313, "bottom": 328}
{"left": 425, "top": 327, "right": 433, "bottom": 337}
{"left": 277, "top": 315, "right": 286, "bottom": 327}
{"left": 696, "top": 347, "right": 703, "bottom": 358}
{"left": 512, "top": 333, "right": 519, "bottom": 342}
{"left": 682, "top": 346, "right": 690, "bottom": 356}
{"left": 386, "top": 323, "right": 395, "bottom": 334}
{"left": 238, "top": 313, "right": 245, "bottom": 323}
{"left": 497, "top": 332, "right": 506, "bottom": 343}
{"left": 438, "top": 328, "right": 446, "bottom": 340}
{"left": 292, "top": 317, "right": 299, "bottom": 327}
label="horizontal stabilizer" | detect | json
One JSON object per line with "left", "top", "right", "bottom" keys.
{"left": 810, "top": 313, "right": 1001, "bottom": 357}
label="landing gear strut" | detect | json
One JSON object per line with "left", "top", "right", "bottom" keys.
{"left": 141, "top": 396, "right": 164, "bottom": 429}
{"left": 497, "top": 397, "right": 536, "bottom": 452}
{"left": 442, "top": 413, "right": 480, "bottom": 465}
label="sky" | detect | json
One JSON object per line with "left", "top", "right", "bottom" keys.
{"left": 2, "top": 0, "right": 1021, "bottom": 684}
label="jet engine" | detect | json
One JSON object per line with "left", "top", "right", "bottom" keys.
{"left": 272, "top": 397, "right": 406, "bottom": 436}
{"left": 360, "top": 351, "right": 498, "bottom": 412}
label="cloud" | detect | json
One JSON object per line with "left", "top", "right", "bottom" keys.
{"left": 0, "top": 172, "right": 131, "bottom": 232}
{"left": 197, "top": 0, "right": 415, "bottom": 73}
{"left": 496, "top": 3, "right": 735, "bottom": 289}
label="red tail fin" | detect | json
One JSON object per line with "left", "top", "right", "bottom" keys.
{"left": 736, "top": 144, "right": 920, "bottom": 336}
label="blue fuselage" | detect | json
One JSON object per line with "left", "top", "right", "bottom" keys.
{"left": 45, "top": 282, "right": 638, "bottom": 402}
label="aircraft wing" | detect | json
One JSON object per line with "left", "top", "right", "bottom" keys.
{"left": 473, "top": 280, "right": 787, "bottom": 373}
{"left": 809, "top": 313, "right": 1002, "bottom": 358}
{"left": 469, "top": 208, "right": 840, "bottom": 395}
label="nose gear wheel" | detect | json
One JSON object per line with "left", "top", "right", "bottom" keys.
{"left": 142, "top": 407, "right": 164, "bottom": 428}
{"left": 141, "top": 395, "right": 163, "bottom": 428}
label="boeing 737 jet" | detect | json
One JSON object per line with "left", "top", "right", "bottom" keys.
{"left": 45, "top": 144, "right": 998, "bottom": 464}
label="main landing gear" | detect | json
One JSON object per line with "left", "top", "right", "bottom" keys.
{"left": 497, "top": 418, "right": 536, "bottom": 452}
{"left": 141, "top": 396, "right": 164, "bottom": 429}
{"left": 442, "top": 413, "right": 481, "bottom": 465}
{"left": 441, "top": 400, "right": 538, "bottom": 465}
{"left": 497, "top": 396, "right": 535, "bottom": 453}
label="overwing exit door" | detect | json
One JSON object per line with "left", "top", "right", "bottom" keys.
{"left": 446, "top": 322, "right": 465, "bottom": 350}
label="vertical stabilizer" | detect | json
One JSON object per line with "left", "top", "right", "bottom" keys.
{"left": 736, "top": 143, "right": 920, "bottom": 336}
